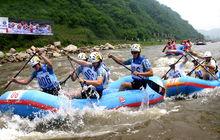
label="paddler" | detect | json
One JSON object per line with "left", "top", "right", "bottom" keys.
{"left": 202, "top": 51, "right": 218, "bottom": 80}
{"left": 10, "top": 49, "right": 60, "bottom": 95}
{"left": 69, "top": 51, "right": 109, "bottom": 99}
{"left": 108, "top": 44, "right": 153, "bottom": 91}
{"left": 164, "top": 56, "right": 188, "bottom": 79}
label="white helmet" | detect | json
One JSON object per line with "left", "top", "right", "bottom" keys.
{"left": 88, "top": 52, "right": 102, "bottom": 63}
{"left": 29, "top": 56, "right": 40, "bottom": 67}
{"left": 78, "top": 53, "right": 87, "bottom": 60}
{"left": 204, "top": 51, "right": 212, "bottom": 58}
{"left": 131, "top": 44, "right": 141, "bottom": 52}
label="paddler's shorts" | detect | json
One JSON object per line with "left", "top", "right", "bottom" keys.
{"left": 42, "top": 86, "right": 60, "bottom": 96}
{"left": 131, "top": 79, "right": 147, "bottom": 89}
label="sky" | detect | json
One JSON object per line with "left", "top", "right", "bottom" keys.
{"left": 156, "top": 0, "right": 220, "bottom": 31}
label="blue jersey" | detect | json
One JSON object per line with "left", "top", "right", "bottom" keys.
{"left": 31, "top": 64, "right": 60, "bottom": 90}
{"left": 76, "top": 65, "right": 97, "bottom": 80}
{"left": 92, "top": 63, "right": 109, "bottom": 92}
{"left": 77, "top": 63, "right": 110, "bottom": 81}
{"left": 177, "top": 45, "right": 186, "bottom": 51}
{"left": 123, "top": 55, "right": 152, "bottom": 80}
{"left": 193, "top": 66, "right": 203, "bottom": 78}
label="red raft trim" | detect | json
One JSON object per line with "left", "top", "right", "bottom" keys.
{"left": 0, "top": 96, "right": 164, "bottom": 111}
{"left": 0, "top": 99, "right": 58, "bottom": 112}
{"left": 166, "top": 82, "right": 216, "bottom": 89}
{"left": 125, "top": 96, "right": 164, "bottom": 107}
{"left": 114, "top": 96, "right": 164, "bottom": 109}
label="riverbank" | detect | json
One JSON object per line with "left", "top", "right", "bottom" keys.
{"left": 0, "top": 40, "right": 165, "bottom": 64}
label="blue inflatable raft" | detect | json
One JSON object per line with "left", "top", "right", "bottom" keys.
{"left": 164, "top": 76, "right": 220, "bottom": 97}
{"left": 165, "top": 49, "right": 184, "bottom": 56}
{"left": 0, "top": 76, "right": 165, "bottom": 118}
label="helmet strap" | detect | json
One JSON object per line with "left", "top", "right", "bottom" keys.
{"left": 94, "top": 62, "right": 101, "bottom": 69}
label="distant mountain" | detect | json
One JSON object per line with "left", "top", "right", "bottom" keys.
{"left": 198, "top": 28, "right": 220, "bottom": 40}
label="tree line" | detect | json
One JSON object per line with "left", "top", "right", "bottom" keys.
{"left": 0, "top": 0, "right": 203, "bottom": 51}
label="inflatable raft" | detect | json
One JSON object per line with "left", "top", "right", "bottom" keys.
{"left": 164, "top": 76, "right": 220, "bottom": 97}
{"left": 165, "top": 49, "right": 184, "bottom": 56}
{"left": 0, "top": 76, "right": 165, "bottom": 118}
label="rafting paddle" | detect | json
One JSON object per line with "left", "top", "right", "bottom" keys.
{"left": 161, "top": 55, "right": 185, "bottom": 79}
{"left": 68, "top": 56, "right": 81, "bottom": 81}
{"left": 4, "top": 52, "right": 36, "bottom": 90}
{"left": 186, "top": 52, "right": 218, "bottom": 80}
{"left": 63, "top": 55, "right": 83, "bottom": 87}
{"left": 187, "top": 60, "right": 205, "bottom": 76}
{"left": 59, "top": 56, "right": 77, "bottom": 85}
{"left": 109, "top": 54, "right": 165, "bottom": 96}
{"left": 59, "top": 74, "right": 72, "bottom": 86}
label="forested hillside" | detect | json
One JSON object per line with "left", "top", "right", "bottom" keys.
{"left": 0, "top": 0, "right": 203, "bottom": 50}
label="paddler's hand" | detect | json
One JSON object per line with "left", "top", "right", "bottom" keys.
{"left": 78, "top": 77, "right": 85, "bottom": 84}
{"left": 108, "top": 53, "right": 113, "bottom": 59}
{"left": 35, "top": 48, "right": 43, "bottom": 56}
{"left": 7, "top": 78, "right": 18, "bottom": 85}
{"left": 133, "top": 71, "right": 139, "bottom": 76}
{"left": 70, "top": 70, "right": 75, "bottom": 76}
{"left": 11, "top": 78, "right": 17, "bottom": 83}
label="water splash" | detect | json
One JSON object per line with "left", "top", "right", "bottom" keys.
{"left": 1, "top": 44, "right": 220, "bottom": 139}
{"left": 0, "top": 103, "right": 170, "bottom": 139}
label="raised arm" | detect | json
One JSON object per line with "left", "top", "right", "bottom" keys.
{"left": 11, "top": 77, "right": 34, "bottom": 85}
{"left": 36, "top": 48, "right": 53, "bottom": 68}
{"left": 189, "top": 50, "right": 204, "bottom": 59}
{"left": 40, "top": 54, "right": 53, "bottom": 68}
{"left": 108, "top": 53, "right": 125, "bottom": 65}
{"left": 68, "top": 56, "right": 91, "bottom": 66}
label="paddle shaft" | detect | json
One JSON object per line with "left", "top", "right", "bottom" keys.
{"left": 162, "top": 55, "right": 185, "bottom": 79}
{"left": 113, "top": 57, "right": 165, "bottom": 96}
{"left": 68, "top": 56, "right": 74, "bottom": 69}
{"left": 59, "top": 74, "right": 71, "bottom": 85}
{"left": 115, "top": 60, "right": 144, "bottom": 79}
{"left": 4, "top": 53, "right": 36, "bottom": 90}
{"left": 67, "top": 56, "right": 83, "bottom": 87}
{"left": 59, "top": 57, "right": 76, "bottom": 85}
{"left": 187, "top": 52, "right": 218, "bottom": 80}
{"left": 187, "top": 60, "right": 205, "bottom": 76}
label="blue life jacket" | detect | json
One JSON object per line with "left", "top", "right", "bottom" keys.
{"left": 34, "top": 64, "right": 60, "bottom": 90}
{"left": 177, "top": 45, "right": 186, "bottom": 51}
{"left": 131, "top": 56, "right": 146, "bottom": 81}
{"left": 78, "top": 66, "right": 97, "bottom": 80}
{"left": 92, "top": 63, "right": 108, "bottom": 93}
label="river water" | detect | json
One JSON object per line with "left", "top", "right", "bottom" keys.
{"left": 0, "top": 42, "right": 220, "bottom": 140}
